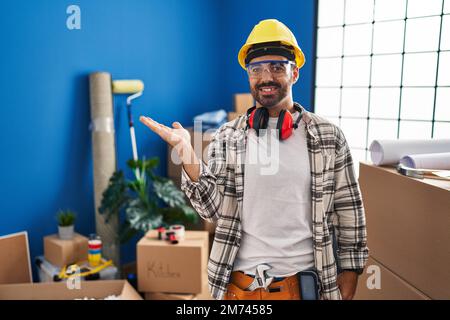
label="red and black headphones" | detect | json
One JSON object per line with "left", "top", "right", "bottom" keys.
{"left": 246, "top": 103, "right": 303, "bottom": 140}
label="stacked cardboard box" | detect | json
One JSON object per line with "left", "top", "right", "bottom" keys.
{"left": 227, "top": 93, "right": 254, "bottom": 121}
{"left": 233, "top": 93, "right": 254, "bottom": 115}
{"left": 227, "top": 111, "right": 240, "bottom": 121}
{"left": 43, "top": 233, "right": 88, "bottom": 267}
{"left": 355, "top": 162, "right": 450, "bottom": 300}
{"left": 355, "top": 257, "right": 429, "bottom": 300}
{"left": 137, "top": 230, "right": 212, "bottom": 300}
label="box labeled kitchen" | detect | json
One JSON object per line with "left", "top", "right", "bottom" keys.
{"left": 137, "top": 230, "right": 208, "bottom": 294}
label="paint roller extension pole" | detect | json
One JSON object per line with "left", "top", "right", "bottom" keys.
{"left": 112, "top": 80, "right": 144, "bottom": 176}
{"left": 126, "top": 91, "right": 142, "bottom": 162}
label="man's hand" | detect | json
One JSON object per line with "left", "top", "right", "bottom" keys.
{"left": 140, "top": 116, "right": 200, "bottom": 181}
{"left": 139, "top": 116, "right": 194, "bottom": 160}
{"left": 337, "top": 271, "right": 358, "bottom": 300}
{"left": 139, "top": 116, "right": 190, "bottom": 149}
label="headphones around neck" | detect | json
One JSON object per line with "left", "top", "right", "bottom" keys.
{"left": 245, "top": 103, "right": 303, "bottom": 140}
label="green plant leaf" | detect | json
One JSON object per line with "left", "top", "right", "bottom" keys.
{"left": 179, "top": 204, "right": 198, "bottom": 222}
{"left": 126, "top": 198, "right": 163, "bottom": 234}
{"left": 153, "top": 178, "right": 186, "bottom": 208}
{"left": 56, "top": 210, "right": 77, "bottom": 226}
{"left": 127, "top": 179, "right": 145, "bottom": 194}
{"left": 158, "top": 205, "right": 198, "bottom": 225}
{"left": 127, "top": 157, "right": 159, "bottom": 172}
{"left": 98, "top": 171, "right": 129, "bottom": 223}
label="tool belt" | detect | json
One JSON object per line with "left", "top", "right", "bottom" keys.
{"left": 224, "top": 271, "right": 301, "bottom": 300}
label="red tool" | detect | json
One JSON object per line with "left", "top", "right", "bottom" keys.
{"left": 166, "top": 232, "right": 178, "bottom": 245}
{"left": 157, "top": 227, "right": 166, "bottom": 240}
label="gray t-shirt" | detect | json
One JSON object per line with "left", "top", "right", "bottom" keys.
{"left": 233, "top": 111, "right": 314, "bottom": 277}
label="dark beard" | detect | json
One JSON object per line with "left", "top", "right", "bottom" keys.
{"left": 251, "top": 82, "right": 288, "bottom": 108}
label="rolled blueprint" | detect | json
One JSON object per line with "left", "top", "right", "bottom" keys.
{"left": 400, "top": 152, "right": 450, "bottom": 170}
{"left": 89, "top": 72, "right": 120, "bottom": 267}
{"left": 369, "top": 139, "right": 450, "bottom": 165}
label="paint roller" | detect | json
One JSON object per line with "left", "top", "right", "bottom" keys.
{"left": 112, "top": 80, "right": 144, "bottom": 163}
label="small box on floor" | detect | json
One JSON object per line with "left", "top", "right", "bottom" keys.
{"left": 44, "top": 233, "right": 88, "bottom": 267}
{"left": 137, "top": 230, "right": 208, "bottom": 294}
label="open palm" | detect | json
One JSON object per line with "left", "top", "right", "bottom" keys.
{"left": 139, "top": 116, "right": 191, "bottom": 149}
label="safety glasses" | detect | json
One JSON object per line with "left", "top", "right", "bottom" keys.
{"left": 246, "top": 60, "right": 295, "bottom": 78}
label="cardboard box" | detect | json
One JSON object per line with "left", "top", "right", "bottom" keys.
{"left": 196, "top": 281, "right": 213, "bottom": 300}
{"left": 354, "top": 257, "right": 430, "bottom": 300}
{"left": 234, "top": 93, "right": 254, "bottom": 114}
{"left": 0, "top": 232, "right": 32, "bottom": 284}
{"left": 137, "top": 230, "right": 208, "bottom": 294}
{"left": 228, "top": 111, "right": 241, "bottom": 121}
{"left": 358, "top": 162, "right": 450, "bottom": 299}
{"left": 0, "top": 280, "right": 142, "bottom": 300}
{"left": 44, "top": 233, "right": 89, "bottom": 267}
{"left": 167, "top": 127, "right": 215, "bottom": 179}
{"left": 144, "top": 280, "right": 212, "bottom": 300}
{"left": 145, "top": 291, "right": 196, "bottom": 300}
{"left": 0, "top": 233, "right": 139, "bottom": 300}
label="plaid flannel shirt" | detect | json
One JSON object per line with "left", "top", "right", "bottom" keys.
{"left": 181, "top": 103, "right": 369, "bottom": 300}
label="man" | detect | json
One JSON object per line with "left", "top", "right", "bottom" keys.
{"left": 140, "top": 19, "right": 369, "bottom": 300}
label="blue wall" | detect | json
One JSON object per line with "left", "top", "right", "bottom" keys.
{"left": 0, "top": 0, "right": 316, "bottom": 278}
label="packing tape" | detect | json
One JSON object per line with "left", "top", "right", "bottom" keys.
{"left": 169, "top": 225, "right": 185, "bottom": 240}
{"left": 90, "top": 117, "right": 114, "bottom": 133}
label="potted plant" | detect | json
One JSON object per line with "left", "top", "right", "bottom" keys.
{"left": 56, "top": 209, "right": 77, "bottom": 240}
{"left": 99, "top": 157, "right": 198, "bottom": 244}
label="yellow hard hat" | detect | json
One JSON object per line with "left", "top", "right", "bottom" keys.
{"left": 238, "top": 19, "right": 306, "bottom": 70}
